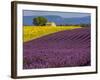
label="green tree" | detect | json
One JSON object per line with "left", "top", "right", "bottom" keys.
{"left": 33, "top": 16, "right": 47, "bottom": 26}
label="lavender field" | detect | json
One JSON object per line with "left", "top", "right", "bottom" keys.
{"left": 23, "top": 28, "right": 91, "bottom": 69}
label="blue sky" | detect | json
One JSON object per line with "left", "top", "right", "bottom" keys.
{"left": 23, "top": 10, "right": 90, "bottom": 18}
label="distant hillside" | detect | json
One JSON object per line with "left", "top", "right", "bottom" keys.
{"left": 23, "top": 15, "right": 91, "bottom": 26}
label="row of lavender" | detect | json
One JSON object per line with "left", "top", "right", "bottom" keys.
{"left": 23, "top": 28, "right": 91, "bottom": 69}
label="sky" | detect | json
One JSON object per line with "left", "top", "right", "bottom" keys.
{"left": 23, "top": 10, "right": 90, "bottom": 18}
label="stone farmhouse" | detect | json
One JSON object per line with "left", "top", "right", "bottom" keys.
{"left": 46, "top": 22, "right": 56, "bottom": 26}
